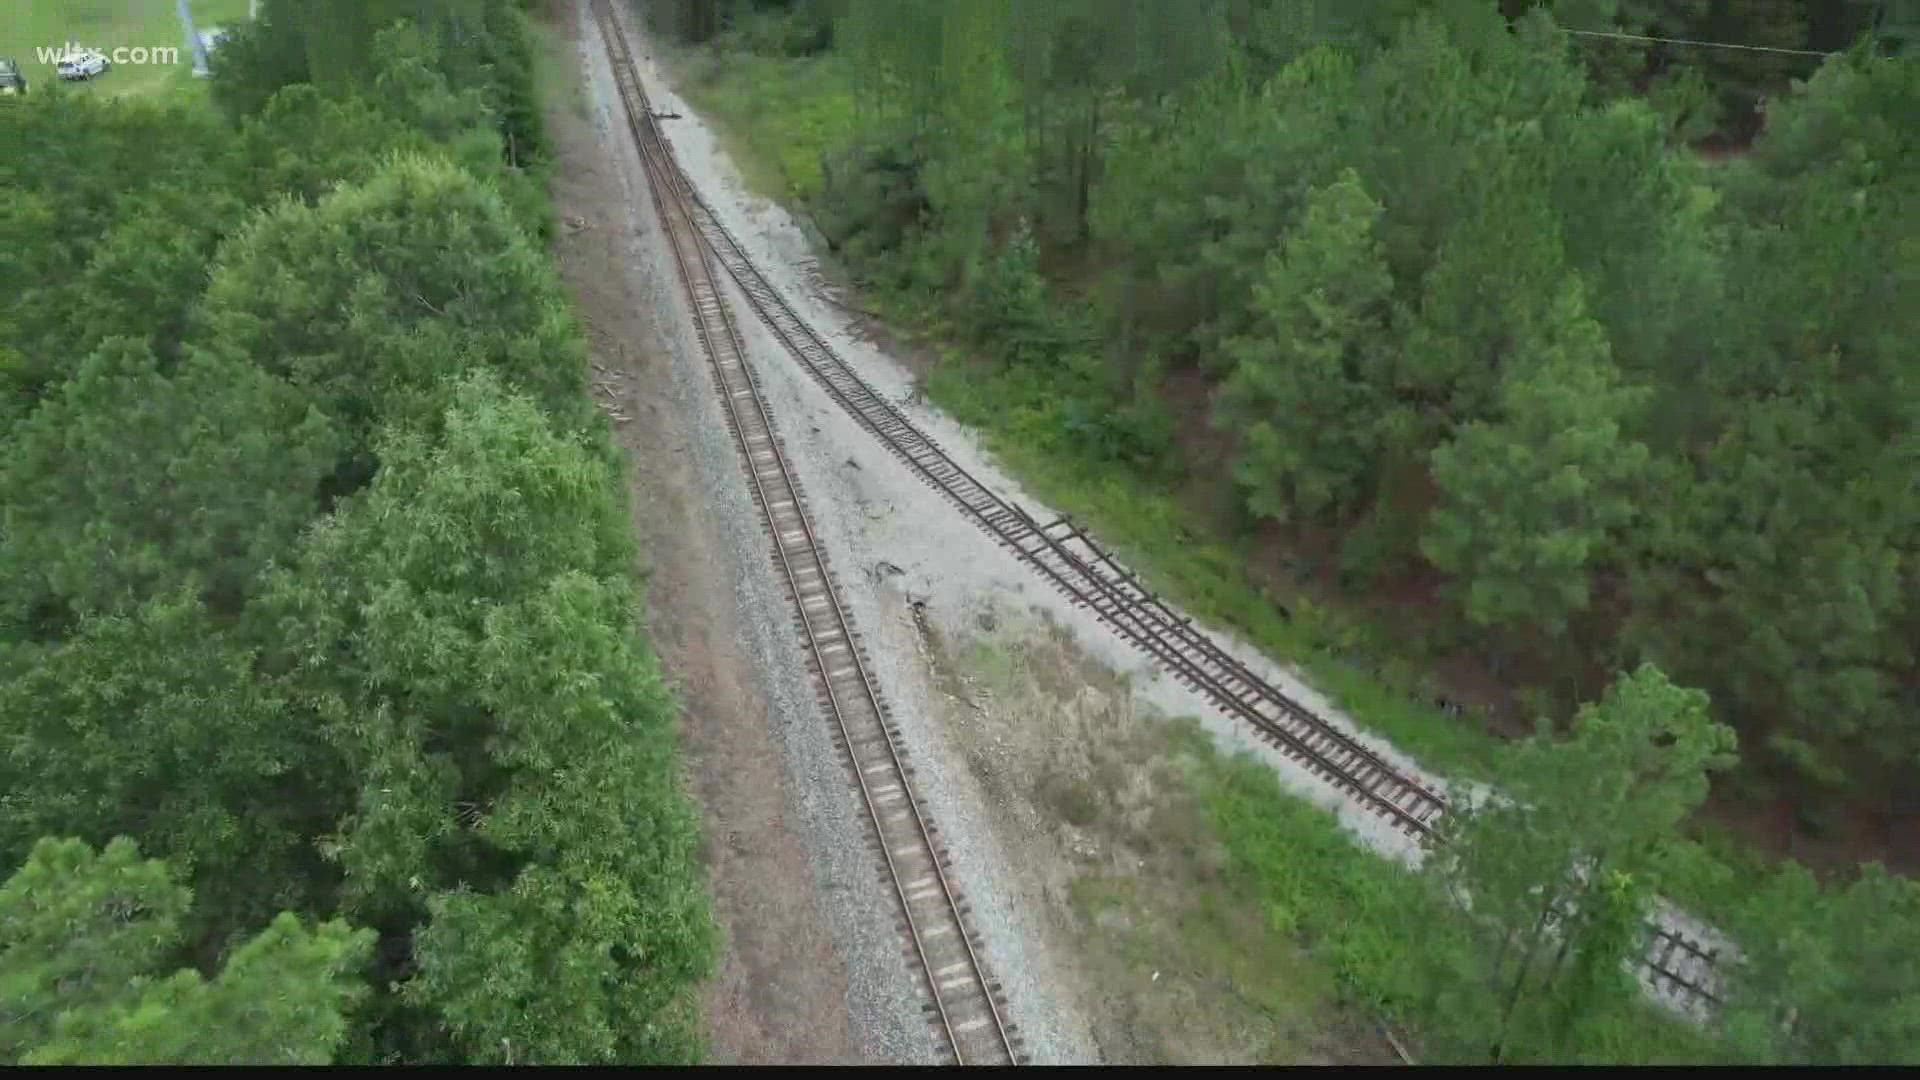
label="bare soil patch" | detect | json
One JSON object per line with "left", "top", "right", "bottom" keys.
{"left": 908, "top": 594, "right": 1398, "bottom": 1065}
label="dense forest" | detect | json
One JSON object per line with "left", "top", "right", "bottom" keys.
{"left": 649, "top": 0, "right": 1918, "bottom": 842}
{"left": 0, "top": 0, "right": 711, "bottom": 1063}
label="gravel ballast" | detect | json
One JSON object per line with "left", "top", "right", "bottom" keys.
{"left": 608, "top": 3, "right": 1452, "bottom": 867}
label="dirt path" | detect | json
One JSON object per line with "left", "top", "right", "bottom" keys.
{"left": 539, "top": 3, "right": 880, "bottom": 1063}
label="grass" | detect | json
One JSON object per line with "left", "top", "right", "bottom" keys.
{"left": 1, "top": 0, "right": 251, "bottom": 101}
{"left": 1192, "top": 723, "right": 1728, "bottom": 1064}
{"left": 661, "top": 37, "right": 856, "bottom": 205}
{"left": 948, "top": 619, "right": 1383, "bottom": 1063}
{"left": 954, "top": 613, "right": 1719, "bottom": 1063}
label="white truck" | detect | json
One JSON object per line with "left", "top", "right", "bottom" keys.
{"left": 55, "top": 49, "right": 110, "bottom": 81}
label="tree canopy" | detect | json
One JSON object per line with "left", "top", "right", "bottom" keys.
{"left": 0, "top": 0, "right": 712, "bottom": 1064}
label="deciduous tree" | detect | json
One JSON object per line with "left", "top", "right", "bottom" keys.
{"left": 1429, "top": 664, "right": 1736, "bottom": 1062}
{"left": 0, "top": 837, "right": 371, "bottom": 1066}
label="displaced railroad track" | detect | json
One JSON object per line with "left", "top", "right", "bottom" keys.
{"left": 594, "top": 0, "right": 1725, "bottom": 1019}
{"left": 592, "top": 0, "right": 1020, "bottom": 1064}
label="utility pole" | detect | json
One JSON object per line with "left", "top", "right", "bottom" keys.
{"left": 177, "top": 0, "right": 211, "bottom": 77}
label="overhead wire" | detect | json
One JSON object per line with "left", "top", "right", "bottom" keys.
{"left": 1560, "top": 27, "right": 1842, "bottom": 59}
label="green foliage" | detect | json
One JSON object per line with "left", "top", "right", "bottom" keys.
{"left": 0, "top": 837, "right": 372, "bottom": 1066}
{"left": 0, "top": 4, "right": 710, "bottom": 1064}
{"left": 0, "top": 95, "right": 237, "bottom": 395}
{"left": 688, "top": 0, "right": 1920, "bottom": 800}
{"left": 1427, "top": 664, "right": 1736, "bottom": 1061}
{"left": 962, "top": 218, "right": 1061, "bottom": 364}
{"left": 0, "top": 593, "right": 345, "bottom": 938}
{"left": 264, "top": 374, "right": 711, "bottom": 1061}
{"left": 1198, "top": 711, "right": 1717, "bottom": 1064}
{"left": 214, "top": 1, "right": 546, "bottom": 165}
{"left": 231, "top": 84, "right": 430, "bottom": 205}
{"left": 1421, "top": 290, "right": 1651, "bottom": 639}
{"left": 208, "top": 0, "right": 314, "bottom": 122}
{"left": 0, "top": 341, "right": 338, "bottom": 624}
{"left": 195, "top": 153, "right": 588, "bottom": 442}
{"left": 1215, "top": 169, "right": 1396, "bottom": 527}
{"left": 0, "top": 837, "right": 188, "bottom": 1060}
{"left": 1723, "top": 862, "right": 1920, "bottom": 1065}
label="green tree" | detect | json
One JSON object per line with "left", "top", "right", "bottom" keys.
{"left": 1725, "top": 862, "right": 1920, "bottom": 1064}
{"left": 1215, "top": 168, "right": 1397, "bottom": 526}
{"left": 259, "top": 374, "right": 712, "bottom": 1061}
{"left": 1625, "top": 46, "right": 1919, "bottom": 787}
{"left": 0, "top": 837, "right": 371, "bottom": 1066}
{"left": 0, "top": 837, "right": 187, "bottom": 1059}
{"left": 193, "top": 154, "right": 589, "bottom": 445}
{"left": 0, "top": 97, "right": 235, "bottom": 397}
{"left": 1421, "top": 284, "right": 1651, "bottom": 645}
{"left": 0, "top": 341, "right": 338, "bottom": 625}
{"left": 0, "top": 592, "right": 348, "bottom": 939}
{"left": 1428, "top": 663, "right": 1737, "bottom": 1062}
{"left": 230, "top": 85, "right": 428, "bottom": 207}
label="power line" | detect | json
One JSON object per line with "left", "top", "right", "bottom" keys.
{"left": 1562, "top": 27, "right": 1841, "bottom": 59}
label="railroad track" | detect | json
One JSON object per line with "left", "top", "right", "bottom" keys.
{"left": 679, "top": 144, "right": 1449, "bottom": 841}
{"left": 593, "top": 0, "right": 1726, "bottom": 1018}
{"left": 591, "top": 1, "right": 1019, "bottom": 1064}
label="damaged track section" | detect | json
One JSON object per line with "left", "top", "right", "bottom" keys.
{"left": 590, "top": 0, "right": 1020, "bottom": 1065}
